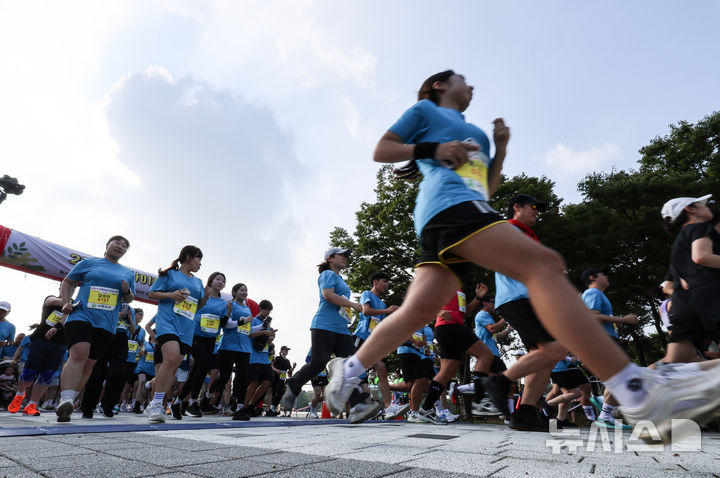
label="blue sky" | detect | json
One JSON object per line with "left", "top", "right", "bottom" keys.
{"left": 1, "top": 1, "right": 718, "bottom": 359}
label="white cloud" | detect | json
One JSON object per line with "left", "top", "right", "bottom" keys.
{"left": 543, "top": 142, "right": 621, "bottom": 179}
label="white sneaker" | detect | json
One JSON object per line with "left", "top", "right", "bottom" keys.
{"left": 147, "top": 402, "right": 166, "bottom": 423}
{"left": 406, "top": 411, "right": 422, "bottom": 423}
{"left": 56, "top": 398, "right": 74, "bottom": 423}
{"left": 385, "top": 402, "right": 410, "bottom": 420}
{"left": 619, "top": 366, "right": 720, "bottom": 444}
{"left": 472, "top": 397, "right": 503, "bottom": 417}
{"left": 440, "top": 409, "right": 460, "bottom": 423}
{"left": 306, "top": 408, "right": 318, "bottom": 419}
{"left": 412, "top": 407, "right": 448, "bottom": 425}
{"left": 348, "top": 401, "right": 383, "bottom": 424}
{"left": 325, "top": 357, "right": 362, "bottom": 416}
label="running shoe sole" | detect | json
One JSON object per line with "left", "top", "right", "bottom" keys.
{"left": 325, "top": 357, "right": 348, "bottom": 416}
{"left": 56, "top": 400, "right": 74, "bottom": 423}
{"left": 349, "top": 401, "right": 383, "bottom": 424}
{"left": 385, "top": 403, "right": 411, "bottom": 420}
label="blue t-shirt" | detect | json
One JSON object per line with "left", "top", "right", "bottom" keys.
{"left": 388, "top": 99, "right": 493, "bottom": 235}
{"left": 0, "top": 320, "right": 16, "bottom": 358}
{"left": 135, "top": 342, "right": 156, "bottom": 375}
{"left": 553, "top": 357, "right": 580, "bottom": 373}
{"left": 354, "top": 290, "right": 386, "bottom": 340}
{"left": 218, "top": 301, "right": 253, "bottom": 353}
{"left": 150, "top": 269, "right": 204, "bottom": 346}
{"left": 475, "top": 310, "right": 500, "bottom": 357}
{"left": 397, "top": 328, "right": 425, "bottom": 357}
{"left": 19, "top": 335, "right": 31, "bottom": 362}
{"left": 421, "top": 325, "right": 435, "bottom": 360}
{"left": 126, "top": 327, "right": 146, "bottom": 363}
{"left": 494, "top": 225, "right": 530, "bottom": 307}
{"left": 65, "top": 257, "right": 137, "bottom": 334}
{"left": 582, "top": 288, "right": 617, "bottom": 338}
{"left": 311, "top": 270, "right": 352, "bottom": 335}
{"left": 249, "top": 317, "right": 271, "bottom": 365}
{"left": 194, "top": 296, "right": 229, "bottom": 339}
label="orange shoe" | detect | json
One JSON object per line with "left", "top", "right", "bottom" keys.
{"left": 7, "top": 394, "right": 25, "bottom": 413}
{"left": 22, "top": 403, "right": 40, "bottom": 416}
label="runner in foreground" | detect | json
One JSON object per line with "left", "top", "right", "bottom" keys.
{"left": 324, "top": 69, "right": 720, "bottom": 443}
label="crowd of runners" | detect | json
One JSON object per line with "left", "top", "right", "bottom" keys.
{"left": 2, "top": 70, "right": 720, "bottom": 445}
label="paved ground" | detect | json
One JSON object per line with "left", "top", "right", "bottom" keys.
{"left": 0, "top": 411, "right": 719, "bottom": 477}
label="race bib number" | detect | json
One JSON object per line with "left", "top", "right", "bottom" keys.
{"left": 87, "top": 286, "right": 119, "bottom": 311}
{"left": 146, "top": 352, "right": 154, "bottom": 362}
{"left": 412, "top": 333, "right": 423, "bottom": 342}
{"left": 173, "top": 296, "right": 198, "bottom": 320}
{"left": 127, "top": 340, "right": 138, "bottom": 353}
{"left": 200, "top": 314, "right": 220, "bottom": 334}
{"left": 457, "top": 291, "right": 467, "bottom": 313}
{"left": 280, "top": 371, "right": 287, "bottom": 380}
{"left": 238, "top": 321, "right": 251, "bottom": 335}
{"left": 340, "top": 307, "right": 353, "bottom": 322}
{"left": 215, "top": 334, "right": 223, "bottom": 345}
{"left": 45, "top": 310, "right": 64, "bottom": 327}
{"left": 453, "top": 138, "right": 490, "bottom": 198}
{"left": 368, "top": 316, "right": 381, "bottom": 332}
{"left": 117, "top": 319, "right": 128, "bottom": 330}
{"left": 263, "top": 343, "right": 269, "bottom": 353}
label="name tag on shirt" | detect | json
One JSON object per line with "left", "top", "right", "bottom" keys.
{"left": 88, "top": 286, "right": 119, "bottom": 311}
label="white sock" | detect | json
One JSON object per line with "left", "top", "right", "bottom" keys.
{"left": 205, "top": 391, "right": 212, "bottom": 398}
{"left": 604, "top": 362, "right": 648, "bottom": 409}
{"left": 236, "top": 404, "right": 244, "bottom": 411}
{"left": 583, "top": 405, "right": 597, "bottom": 421}
{"left": 599, "top": 403, "right": 615, "bottom": 421}
{"left": 343, "top": 355, "right": 366, "bottom": 379}
{"left": 60, "top": 390, "right": 77, "bottom": 401}
{"left": 131, "top": 399, "right": 137, "bottom": 407}
{"left": 173, "top": 397, "right": 182, "bottom": 405}
{"left": 507, "top": 399, "right": 515, "bottom": 415}
{"left": 144, "top": 382, "right": 152, "bottom": 390}
{"left": 190, "top": 399, "right": 198, "bottom": 405}
{"left": 153, "top": 392, "right": 165, "bottom": 405}
{"left": 456, "top": 383, "right": 474, "bottom": 394}
{"left": 28, "top": 400, "right": 37, "bottom": 406}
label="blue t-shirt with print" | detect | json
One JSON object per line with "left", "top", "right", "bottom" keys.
{"left": 311, "top": 270, "right": 352, "bottom": 335}
{"left": 354, "top": 290, "right": 386, "bottom": 340}
{"left": 135, "top": 342, "right": 156, "bottom": 375}
{"left": 582, "top": 288, "right": 617, "bottom": 338}
{"left": 219, "top": 301, "right": 253, "bottom": 353}
{"left": 475, "top": 310, "right": 500, "bottom": 357}
{"left": 126, "top": 327, "right": 146, "bottom": 363}
{"left": 388, "top": 99, "right": 494, "bottom": 236}
{"left": 65, "top": 257, "right": 137, "bottom": 334}
{"left": 397, "top": 327, "right": 425, "bottom": 357}
{"left": 249, "top": 317, "right": 271, "bottom": 365}
{"left": 194, "top": 296, "right": 229, "bottom": 339}
{"left": 150, "top": 269, "right": 204, "bottom": 346}
{"left": 0, "top": 320, "right": 16, "bottom": 358}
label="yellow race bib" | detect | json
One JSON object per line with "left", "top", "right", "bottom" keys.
{"left": 238, "top": 321, "right": 251, "bottom": 335}
{"left": 280, "top": 371, "right": 288, "bottom": 380}
{"left": 457, "top": 291, "right": 467, "bottom": 313}
{"left": 215, "top": 334, "right": 223, "bottom": 345}
{"left": 173, "top": 296, "right": 198, "bottom": 320}
{"left": 368, "top": 316, "right": 380, "bottom": 332}
{"left": 340, "top": 307, "right": 353, "bottom": 322}
{"left": 454, "top": 138, "right": 490, "bottom": 198}
{"left": 200, "top": 314, "right": 220, "bottom": 334}
{"left": 146, "top": 352, "right": 154, "bottom": 362}
{"left": 87, "top": 286, "right": 119, "bottom": 311}
{"left": 127, "top": 340, "right": 138, "bottom": 353}
{"left": 45, "top": 310, "right": 64, "bottom": 326}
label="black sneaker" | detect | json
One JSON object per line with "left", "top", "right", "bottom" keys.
{"left": 509, "top": 407, "right": 549, "bottom": 432}
{"left": 180, "top": 401, "right": 189, "bottom": 416}
{"left": 480, "top": 375, "right": 511, "bottom": 416}
{"left": 200, "top": 396, "right": 216, "bottom": 413}
{"left": 557, "top": 418, "right": 578, "bottom": 429}
{"left": 251, "top": 407, "right": 263, "bottom": 417}
{"left": 82, "top": 410, "right": 93, "bottom": 419}
{"left": 232, "top": 407, "right": 251, "bottom": 421}
{"left": 101, "top": 405, "right": 115, "bottom": 418}
{"left": 186, "top": 402, "right": 202, "bottom": 417}
{"left": 132, "top": 402, "right": 142, "bottom": 414}
{"left": 170, "top": 401, "right": 182, "bottom": 420}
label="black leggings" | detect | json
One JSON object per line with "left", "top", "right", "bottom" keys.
{"left": 179, "top": 336, "right": 216, "bottom": 400}
{"left": 81, "top": 331, "right": 128, "bottom": 413}
{"left": 209, "top": 350, "right": 250, "bottom": 400}
{"left": 271, "top": 377, "right": 285, "bottom": 406}
{"left": 286, "top": 329, "right": 355, "bottom": 396}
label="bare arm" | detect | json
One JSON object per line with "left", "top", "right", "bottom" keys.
{"left": 590, "top": 310, "right": 638, "bottom": 325}
{"left": 691, "top": 237, "right": 720, "bottom": 268}
{"left": 362, "top": 303, "right": 398, "bottom": 316}
{"left": 374, "top": 131, "right": 479, "bottom": 168}
{"left": 484, "top": 318, "right": 507, "bottom": 334}
{"left": 487, "top": 119, "right": 509, "bottom": 197}
{"left": 60, "top": 277, "right": 78, "bottom": 315}
{"left": 321, "top": 289, "right": 362, "bottom": 312}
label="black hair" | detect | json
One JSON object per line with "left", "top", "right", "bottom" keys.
{"left": 206, "top": 272, "right": 226, "bottom": 288}
{"left": 369, "top": 271, "right": 390, "bottom": 287}
{"left": 663, "top": 209, "right": 690, "bottom": 236}
{"left": 134, "top": 308, "right": 144, "bottom": 314}
{"left": 259, "top": 299, "right": 273, "bottom": 311}
{"left": 231, "top": 283, "right": 247, "bottom": 297}
{"left": 106, "top": 235, "right": 130, "bottom": 248}
{"left": 158, "top": 245, "right": 203, "bottom": 276}
{"left": 394, "top": 70, "right": 456, "bottom": 180}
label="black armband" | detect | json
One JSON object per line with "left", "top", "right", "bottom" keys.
{"left": 413, "top": 142, "right": 439, "bottom": 160}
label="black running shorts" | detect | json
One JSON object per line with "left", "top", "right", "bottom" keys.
{"left": 496, "top": 298, "right": 555, "bottom": 349}
{"left": 434, "top": 323, "right": 479, "bottom": 360}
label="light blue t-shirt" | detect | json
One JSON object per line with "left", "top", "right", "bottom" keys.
{"left": 218, "top": 301, "right": 253, "bottom": 353}
{"left": 311, "top": 270, "right": 352, "bottom": 335}
{"left": 135, "top": 342, "right": 156, "bottom": 376}
{"left": 475, "top": 310, "right": 500, "bottom": 357}
{"left": 65, "top": 257, "right": 137, "bottom": 334}
{"left": 194, "top": 296, "right": 229, "bottom": 339}
{"left": 582, "top": 288, "right": 617, "bottom": 338}
{"left": 353, "top": 290, "right": 386, "bottom": 340}
{"left": 249, "top": 317, "right": 271, "bottom": 365}
{"left": 150, "top": 269, "right": 204, "bottom": 346}
{"left": 397, "top": 327, "right": 425, "bottom": 357}
{"left": 494, "top": 225, "right": 530, "bottom": 307}
{"left": 388, "top": 99, "right": 493, "bottom": 235}
{"left": 126, "top": 327, "right": 146, "bottom": 363}
{"left": 553, "top": 357, "right": 580, "bottom": 373}
{"left": 0, "top": 320, "right": 16, "bottom": 358}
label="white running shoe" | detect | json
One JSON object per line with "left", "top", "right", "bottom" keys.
{"left": 349, "top": 401, "right": 383, "bottom": 424}
{"left": 619, "top": 366, "right": 720, "bottom": 444}
{"left": 307, "top": 408, "right": 319, "bottom": 419}
{"left": 325, "top": 357, "right": 362, "bottom": 416}
{"left": 412, "top": 408, "right": 448, "bottom": 425}
{"left": 440, "top": 409, "right": 460, "bottom": 423}
{"left": 56, "top": 398, "right": 74, "bottom": 423}
{"left": 385, "top": 402, "right": 410, "bottom": 420}
{"left": 471, "top": 397, "right": 503, "bottom": 417}
{"left": 147, "top": 402, "right": 166, "bottom": 423}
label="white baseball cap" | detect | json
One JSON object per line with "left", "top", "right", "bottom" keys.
{"left": 661, "top": 194, "right": 711, "bottom": 222}
{"left": 0, "top": 301, "right": 11, "bottom": 312}
{"left": 323, "top": 247, "right": 350, "bottom": 261}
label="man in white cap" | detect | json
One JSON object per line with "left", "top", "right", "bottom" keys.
{"left": 0, "top": 301, "right": 15, "bottom": 359}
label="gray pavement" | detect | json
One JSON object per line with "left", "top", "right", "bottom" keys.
{"left": 0, "top": 411, "right": 719, "bottom": 477}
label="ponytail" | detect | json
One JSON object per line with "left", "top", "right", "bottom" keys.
{"left": 317, "top": 260, "right": 331, "bottom": 274}
{"left": 159, "top": 245, "right": 203, "bottom": 276}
